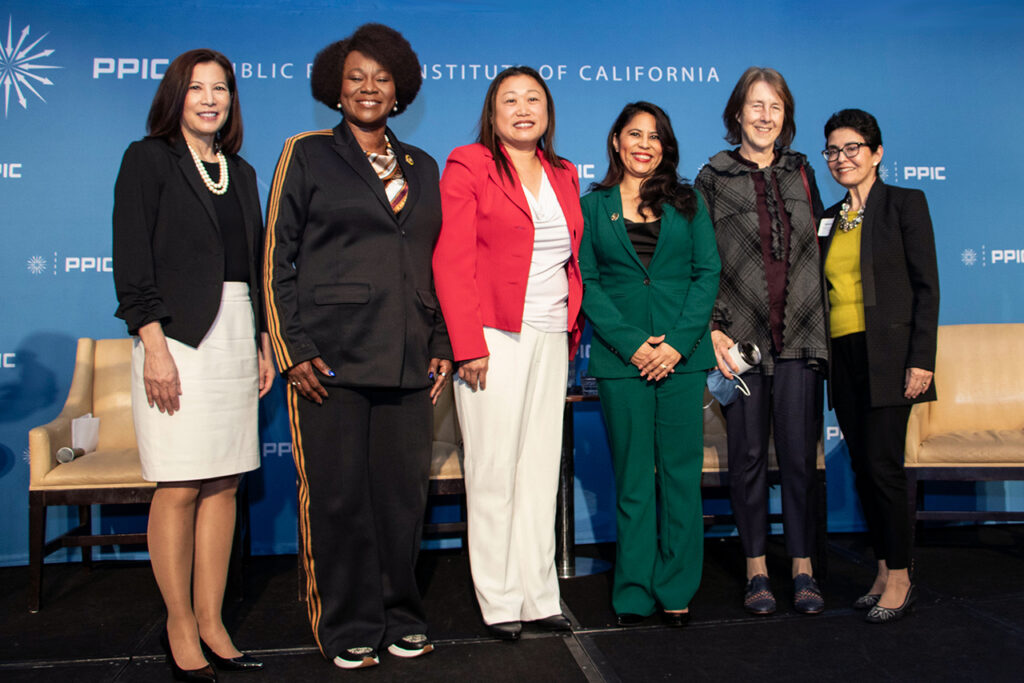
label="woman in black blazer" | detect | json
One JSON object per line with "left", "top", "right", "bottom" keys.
{"left": 263, "top": 24, "right": 451, "bottom": 670}
{"left": 113, "top": 49, "right": 272, "bottom": 679}
{"left": 820, "top": 108, "right": 939, "bottom": 624}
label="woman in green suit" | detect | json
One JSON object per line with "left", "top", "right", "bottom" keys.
{"left": 580, "top": 102, "right": 720, "bottom": 626}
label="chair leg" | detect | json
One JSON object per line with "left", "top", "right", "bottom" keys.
{"left": 78, "top": 505, "right": 93, "bottom": 567}
{"left": 28, "top": 493, "right": 46, "bottom": 613}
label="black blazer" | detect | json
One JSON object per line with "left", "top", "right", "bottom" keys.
{"left": 113, "top": 136, "right": 265, "bottom": 347}
{"left": 822, "top": 180, "right": 939, "bottom": 406}
{"left": 263, "top": 121, "right": 450, "bottom": 389}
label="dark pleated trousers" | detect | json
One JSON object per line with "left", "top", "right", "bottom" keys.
{"left": 722, "top": 358, "right": 822, "bottom": 559}
{"left": 290, "top": 384, "right": 432, "bottom": 657}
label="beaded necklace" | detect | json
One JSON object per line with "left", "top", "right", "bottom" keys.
{"left": 838, "top": 199, "right": 864, "bottom": 233}
{"left": 186, "top": 143, "right": 229, "bottom": 195}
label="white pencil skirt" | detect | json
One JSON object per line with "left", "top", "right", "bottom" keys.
{"left": 132, "top": 282, "right": 260, "bottom": 482}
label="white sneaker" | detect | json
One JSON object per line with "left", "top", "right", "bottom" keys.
{"left": 333, "top": 647, "right": 379, "bottom": 669}
{"left": 386, "top": 634, "right": 434, "bottom": 658}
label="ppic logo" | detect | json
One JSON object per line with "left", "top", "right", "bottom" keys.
{"left": 878, "top": 162, "right": 947, "bottom": 183}
{"left": 26, "top": 252, "right": 112, "bottom": 275}
{"left": 263, "top": 442, "right": 293, "bottom": 459}
{"left": 0, "top": 16, "right": 61, "bottom": 117}
{"left": 903, "top": 165, "right": 946, "bottom": 181}
{"left": 960, "top": 245, "right": 1024, "bottom": 267}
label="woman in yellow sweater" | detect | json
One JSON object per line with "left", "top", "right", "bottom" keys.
{"left": 820, "top": 109, "right": 939, "bottom": 624}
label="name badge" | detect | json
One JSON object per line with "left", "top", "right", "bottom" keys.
{"left": 818, "top": 218, "right": 835, "bottom": 237}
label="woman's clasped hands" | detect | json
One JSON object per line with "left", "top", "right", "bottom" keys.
{"left": 631, "top": 334, "right": 680, "bottom": 382}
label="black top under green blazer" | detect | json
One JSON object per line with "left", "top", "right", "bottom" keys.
{"left": 580, "top": 186, "right": 721, "bottom": 379}
{"left": 821, "top": 180, "right": 939, "bottom": 406}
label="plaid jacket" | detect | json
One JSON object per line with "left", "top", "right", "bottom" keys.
{"left": 695, "top": 149, "right": 827, "bottom": 374}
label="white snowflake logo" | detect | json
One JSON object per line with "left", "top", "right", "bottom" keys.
{"left": 26, "top": 254, "right": 46, "bottom": 274}
{"left": 23, "top": 448, "right": 31, "bottom": 465}
{"left": 0, "top": 16, "right": 61, "bottom": 118}
{"left": 961, "top": 248, "right": 978, "bottom": 266}
{"left": 878, "top": 164, "right": 890, "bottom": 182}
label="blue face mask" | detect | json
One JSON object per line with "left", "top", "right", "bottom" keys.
{"left": 706, "top": 369, "right": 752, "bottom": 406}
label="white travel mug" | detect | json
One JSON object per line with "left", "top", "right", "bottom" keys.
{"left": 727, "top": 342, "right": 761, "bottom": 375}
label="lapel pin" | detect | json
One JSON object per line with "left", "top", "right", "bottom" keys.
{"left": 610, "top": 212, "right": 619, "bottom": 221}
{"left": 405, "top": 154, "right": 414, "bottom": 166}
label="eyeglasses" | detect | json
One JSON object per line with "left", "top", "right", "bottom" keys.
{"left": 822, "top": 142, "right": 870, "bottom": 162}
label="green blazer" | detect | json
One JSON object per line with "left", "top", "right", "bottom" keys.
{"left": 579, "top": 186, "right": 720, "bottom": 379}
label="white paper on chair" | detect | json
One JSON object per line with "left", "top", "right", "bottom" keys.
{"left": 71, "top": 413, "right": 100, "bottom": 453}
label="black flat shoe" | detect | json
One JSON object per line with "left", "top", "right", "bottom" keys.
{"left": 487, "top": 621, "right": 522, "bottom": 641}
{"left": 200, "top": 639, "right": 264, "bottom": 671}
{"left": 793, "top": 574, "right": 824, "bottom": 615}
{"left": 853, "top": 593, "right": 881, "bottom": 610}
{"left": 532, "top": 614, "right": 572, "bottom": 631}
{"left": 616, "top": 613, "right": 646, "bottom": 627}
{"left": 743, "top": 574, "right": 776, "bottom": 615}
{"left": 160, "top": 630, "right": 217, "bottom": 682}
{"left": 661, "top": 610, "right": 690, "bottom": 627}
{"left": 865, "top": 584, "right": 916, "bottom": 624}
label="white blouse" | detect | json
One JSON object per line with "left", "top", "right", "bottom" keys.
{"left": 521, "top": 169, "right": 572, "bottom": 333}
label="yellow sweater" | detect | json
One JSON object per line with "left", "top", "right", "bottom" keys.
{"left": 825, "top": 214, "right": 866, "bottom": 337}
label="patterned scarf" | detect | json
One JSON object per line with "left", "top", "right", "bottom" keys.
{"left": 365, "top": 138, "right": 408, "bottom": 214}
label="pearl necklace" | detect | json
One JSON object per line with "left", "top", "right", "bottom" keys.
{"left": 186, "top": 143, "right": 229, "bottom": 195}
{"left": 838, "top": 199, "right": 864, "bottom": 233}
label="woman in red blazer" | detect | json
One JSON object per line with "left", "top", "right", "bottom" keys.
{"left": 433, "top": 66, "right": 583, "bottom": 641}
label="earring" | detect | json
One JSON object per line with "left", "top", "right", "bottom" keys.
{"left": 336, "top": 102, "right": 342, "bottom": 110}
{"left": 393, "top": 100, "right": 399, "bottom": 113}
{"left": 872, "top": 161, "right": 879, "bottom": 166}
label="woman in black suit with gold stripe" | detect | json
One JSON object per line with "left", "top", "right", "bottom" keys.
{"left": 263, "top": 24, "right": 451, "bottom": 670}
{"left": 113, "top": 49, "right": 271, "bottom": 680}
{"left": 820, "top": 109, "right": 939, "bottom": 624}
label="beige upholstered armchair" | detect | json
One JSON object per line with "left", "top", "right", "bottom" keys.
{"left": 425, "top": 380, "right": 465, "bottom": 534}
{"left": 27, "top": 338, "right": 155, "bottom": 612}
{"left": 905, "top": 323, "right": 1024, "bottom": 542}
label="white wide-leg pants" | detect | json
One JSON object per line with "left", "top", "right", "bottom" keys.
{"left": 454, "top": 325, "right": 568, "bottom": 624}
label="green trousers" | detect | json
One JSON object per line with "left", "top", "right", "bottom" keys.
{"left": 597, "top": 371, "right": 705, "bottom": 614}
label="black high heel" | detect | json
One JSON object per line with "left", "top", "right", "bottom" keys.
{"left": 160, "top": 630, "right": 217, "bottom": 682}
{"left": 200, "top": 638, "right": 264, "bottom": 671}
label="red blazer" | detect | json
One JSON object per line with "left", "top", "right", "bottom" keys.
{"left": 434, "top": 143, "right": 584, "bottom": 362}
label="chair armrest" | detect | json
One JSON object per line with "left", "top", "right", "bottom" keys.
{"left": 28, "top": 338, "right": 96, "bottom": 487}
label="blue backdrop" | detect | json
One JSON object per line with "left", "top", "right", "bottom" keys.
{"left": 2, "top": 0, "right": 1022, "bottom": 564}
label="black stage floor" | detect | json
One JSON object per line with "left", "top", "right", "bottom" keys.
{"left": 2, "top": 525, "right": 1023, "bottom": 682}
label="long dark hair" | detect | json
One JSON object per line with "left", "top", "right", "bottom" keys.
{"left": 476, "top": 66, "right": 560, "bottom": 184}
{"left": 591, "top": 101, "right": 696, "bottom": 220}
{"left": 146, "top": 49, "right": 242, "bottom": 154}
